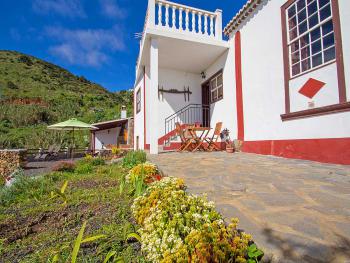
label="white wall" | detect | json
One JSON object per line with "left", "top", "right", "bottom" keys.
{"left": 158, "top": 68, "right": 202, "bottom": 136}
{"left": 134, "top": 74, "right": 145, "bottom": 150}
{"left": 95, "top": 127, "right": 121, "bottom": 150}
{"left": 202, "top": 42, "right": 237, "bottom": 139}
{"left": 229, "top": 0, "right": 350, "bottom": 141}
{"left": 339, "top": 0, "right": 350, "bottom": 99}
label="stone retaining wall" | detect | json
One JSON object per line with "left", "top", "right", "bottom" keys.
{"left": 0, "top": 149, "right": 27, "bottom": 177}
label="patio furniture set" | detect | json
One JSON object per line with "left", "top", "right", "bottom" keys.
{"left": 175, "top": 122, "right": 223, "bottom": 152}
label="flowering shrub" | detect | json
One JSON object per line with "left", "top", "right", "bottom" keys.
{"left": 127, "top": 162, "right": 162, "bottom": 185}
{"left": 132, "top": 177, "right": 260, "bottom": 262}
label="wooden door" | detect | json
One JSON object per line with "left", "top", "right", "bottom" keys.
{"left": 202, "top": 83, "right": 210, "bottom": 127}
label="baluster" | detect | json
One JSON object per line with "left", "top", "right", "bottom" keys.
{"left": 210, "top": 15, "right": 214, "bottom": 36}
{"left": 185, "top": 9, "right": 189, "bottom": 31}
{"left": 204, "top": 14, "right": 208, "bottom": 35}
{"left": 158, "top": 2, "right": 162, "bottom": 26}
{"left": 165, "top": 4, "right": 169, "bottom": 27}
{"left": 172, "top": 5, "right": 176, "bottom": 29}
{"left": 198, "top": 12, "right": 202, "bottom": 34}
{"left": 191, "top": 10, "right": 196, "bottom": 32}
{"left": 179, "top": 7, "right": 183, "bottom": 30}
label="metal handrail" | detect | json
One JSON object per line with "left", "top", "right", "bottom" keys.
{"left": 164, "top": 104, "right": 210, "bottom": 136}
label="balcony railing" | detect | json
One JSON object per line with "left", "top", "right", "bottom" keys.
{"left": 147, "top": 0, "right": 222, "bottom": 40}
{"left": 136, "top": 0, "right": 223, "bottom": 70}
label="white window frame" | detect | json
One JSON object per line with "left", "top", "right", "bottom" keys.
{"left": 136, "top": 88, "right": 141, "bottom": 113}
{"left": 210, "top": 72, "right": 223, "bottom": 103}
{"left": 286, "top": 0, "right": 336, "bottom": 78}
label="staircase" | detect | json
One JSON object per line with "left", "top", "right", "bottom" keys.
{"left": 161, "top": 104, "right": 210, "bottom": 148}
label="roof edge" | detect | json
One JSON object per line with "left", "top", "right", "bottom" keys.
{"left": 224, "top": 0, "right": 263, "bottom": 36}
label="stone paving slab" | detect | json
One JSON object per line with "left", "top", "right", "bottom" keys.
{"left": 148, "top": 152, "right": 350, "bottom": 263}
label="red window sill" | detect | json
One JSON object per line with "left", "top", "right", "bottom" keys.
{"left": 281, "top": 102, "right": 350, "bottom": 121}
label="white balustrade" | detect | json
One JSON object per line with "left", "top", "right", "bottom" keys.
{"left": 150, "top": 0, "right": 221, "bottom": 39}
{"left": 191, "top": 10, "right": 196, "bottom": 33}
{"left": 172, "top": 6, "right": 176, "bottom": 28}
{"left": 204, "top": 14, "right": 208, "bottom": 35}
{"left": 210, "top": 15, "right": 214, "bottom": 36}
{"left": 198, "top": 12, "right": 202, "bottom": 34}
{"left": 185, "top": 9, "right": 189, "bottom": 31}
{"left": 165, "top": 4, "right": 169, "bottom": 27}
{"left": 179, "top": 8, "right": 183, "bottom": 30}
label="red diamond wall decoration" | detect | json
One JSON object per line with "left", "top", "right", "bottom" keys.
{"left": 298, "top": 78, "right": 326, "bottom": 99}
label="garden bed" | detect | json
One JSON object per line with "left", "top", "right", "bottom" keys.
{"left": 0, "top": 157, "right": 142, "bottom": 262}
{"left": 0, "top": 151, "right": 263, "bottom": 262}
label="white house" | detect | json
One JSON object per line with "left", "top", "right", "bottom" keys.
{"left": 133, "top": 0, "right": 350, "bottom": 165}
{"left": 91, "top": 107, "right": 134, "bottom": 152}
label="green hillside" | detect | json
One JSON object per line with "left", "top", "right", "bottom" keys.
{"left": 0, "top": 50, "right": 133, "bottom": 149}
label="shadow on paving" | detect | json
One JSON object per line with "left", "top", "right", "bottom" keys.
{"left": 262, "top": 228, "right": 350, "bottom": 263}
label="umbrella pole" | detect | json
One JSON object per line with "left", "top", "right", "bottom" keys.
{"left": 72, "top": 128, "right": 75, "bottom": 160}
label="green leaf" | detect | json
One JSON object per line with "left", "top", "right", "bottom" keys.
{"left": 126, "top": 232, "right": 141, "bottom": 242}
{"left": 50, "top": 191, "right": 57, "bottom": 199}
{"left": 81, "top": 234, "right": 106, "bottom": 243}
{"left": 115, "top": 256, "right": 124, "bottom": 263}
{"left": 71, "top": 221, "right": 86, "bottom": 263}
{"left": 248, "top": 251, "right": 255, "bottom": 258}
{"left": 248, "top": 244, "right": 257, "bottom": 252}
{"left": 254, "top": 250, "right": 264, "bottom": 258}
{"left": 51, "top": 254, "right": 59, "bottom": 263}
{"left": 60, "top": 180, "right": 68, "bottom": 194}
{"left": 247, "top": 259, "right": 255, "bottom": 263}
{"left": 102, "top": 250, "right": 116, "bottom": 263}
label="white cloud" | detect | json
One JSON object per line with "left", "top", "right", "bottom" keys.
{"left": 100, "top": 0, "right": 126, "bottom": 19}
{"left": 45, "top": 26, "right": 125, "bottom": 67}
{"left": 32, "top": 0, "right": 86, "bottom": 18}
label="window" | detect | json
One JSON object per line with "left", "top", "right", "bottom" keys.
{"left": 136, "top": 89, "right": 141, "bottom": 113}
{"left": 210, "top": 72, "right": 223, "bottom": 103}
{"left": 286, "top": 0, "right": 335, "bottom": 77}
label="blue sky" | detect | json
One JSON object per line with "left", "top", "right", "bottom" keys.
{"left": 0, "top": 0, "right": 247, "bottom": 92}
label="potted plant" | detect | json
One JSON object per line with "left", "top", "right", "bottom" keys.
{"left": 225, "top": 140, "right": 235, "bottom": 153}
{"left": 220, "top": 128, "right": 235, "bottom": 153}
{"left": 111, "top": 146, "right": 121, "bottom": 159}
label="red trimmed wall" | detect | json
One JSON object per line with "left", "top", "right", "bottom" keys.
{"left": 242, "top": 138, "right": 350, "bottom": 165}
{"left": 235, "top": 31, "right": 245, "bottom": 141}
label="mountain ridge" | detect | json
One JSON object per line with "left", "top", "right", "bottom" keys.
{"left": 0, "top": 50, "right": 133, "bottom": 149}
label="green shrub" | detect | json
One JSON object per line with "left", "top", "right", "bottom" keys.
{"left": 75, "top": 163, "right": 93, "bottom": 174}
{"left": 91, "top": 157, "right": 105, "bottom": 166}
{"left": 7, "top": 81, "right": 18, "bottom": 89}
{"left": 0, "top": 170, "right": 59, "bottom": 206}
{"left": 122, "top": 151, "right": 146, "bottom": 169}
{"left": 78, "top": 155, "right": 105, "bottom": 166}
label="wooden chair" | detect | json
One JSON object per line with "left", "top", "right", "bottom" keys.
{"left": 175, "top": 122, "right": 195, "bottom": 152}
{"left": 205, "top": 122, "right": 223, "bottom": 152}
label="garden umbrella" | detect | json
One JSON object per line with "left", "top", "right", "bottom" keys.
{"left": 47, "top": 118, "right": 97, "bottom": 158}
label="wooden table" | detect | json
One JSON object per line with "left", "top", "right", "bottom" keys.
{"left": 186, "top": 126, "right": 211, "bottom": 152}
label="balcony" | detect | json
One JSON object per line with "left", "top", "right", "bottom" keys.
{"left": 136, "top": 0, "right": 228, "bottom": 78}
{"left": 150, "top": 0, "right": 222, "bottom": 40}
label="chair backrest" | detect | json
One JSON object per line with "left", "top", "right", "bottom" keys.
{"left": 175, "top": 122, "right": 185, "bottom": 139}
{"left": 47, "top": 145, "right": 55, "bottom": 153}
{"left": 214, "top": 122, "right": 223, "bottom": 136}
{"left": 53, "top": 145, "right": 61, "bottom": 152}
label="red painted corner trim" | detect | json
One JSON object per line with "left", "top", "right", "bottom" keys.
{"left": 242, "top": 138, "right": 350, "bottom": 165}
{"left": 235, "top": 31, "right": 244, "bottom": 141}
{"left": 143, "top": 67, "right": 147, "bottom": 149}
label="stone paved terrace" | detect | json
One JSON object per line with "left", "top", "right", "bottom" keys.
{"left": 148, "top": 152, "right": 350, "bottom": 263}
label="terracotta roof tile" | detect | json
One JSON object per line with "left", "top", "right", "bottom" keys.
{"left": 224, "top": 0, "right": 263, "bottom": 36}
